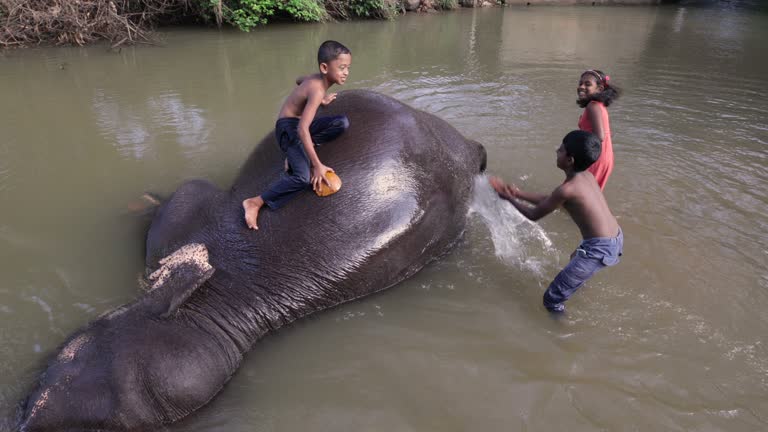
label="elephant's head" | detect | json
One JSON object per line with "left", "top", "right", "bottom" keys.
{"left": 471, "top": 139, "right": 488, "bottom": 173}
{"left": 18, "top": 244, "right": 217, "bottom": 432}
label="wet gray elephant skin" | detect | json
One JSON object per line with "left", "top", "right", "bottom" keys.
{"left": 17, "top": 90, "right": 487, "bottom": 432}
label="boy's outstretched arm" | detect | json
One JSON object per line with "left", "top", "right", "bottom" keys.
{"left": 507, "top": 187, "right": 566, "bottom": 221}
{"left": 506, "top": 185, "right": 548, "bottom": 205}
{"left": 489, "top": 177, "right": 547, "bottom": 204}
{"left": 490, "top": 177, "right": 565, "bottom": 221}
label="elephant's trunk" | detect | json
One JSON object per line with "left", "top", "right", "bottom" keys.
{"left": 479, "top": 142, "right": 488, "bottom": 172}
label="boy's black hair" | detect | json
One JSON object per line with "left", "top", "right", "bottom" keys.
{"left": 577, "top": 69, "right": 621, "bottom": 108}
{"left": 563, "top": 130, "right": 601, "bottom": 172}
{"left": 318, "top": 40, "right": 351, "bottom": 65}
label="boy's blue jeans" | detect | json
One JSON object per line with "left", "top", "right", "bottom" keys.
{"left": 543, "top": 228, "right": 623, "bottom": 312}
{"left": 261, "top": 115, "right": 349, "bottom": 209}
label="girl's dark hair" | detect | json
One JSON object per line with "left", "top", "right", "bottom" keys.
{"left": 577, "top": 69, "right": 621, "bottom": 108}
{"left": 318, "top": 40, "right": 351, "bottom": 65}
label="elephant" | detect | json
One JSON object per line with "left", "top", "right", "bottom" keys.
{"left": 16, "top": 89, "right": 487, "bottom": 432}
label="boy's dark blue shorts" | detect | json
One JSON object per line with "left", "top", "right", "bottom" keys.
{"left": 543, "top": 228, "right": 624, "bottom": 312}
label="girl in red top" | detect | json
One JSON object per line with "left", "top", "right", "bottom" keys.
{"left": 577, "top": 70, "right": 621, "bottom": 190}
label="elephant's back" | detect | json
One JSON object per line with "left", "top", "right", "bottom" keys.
{"left": 206, "top": 90, "right": 481, "bottom": 328}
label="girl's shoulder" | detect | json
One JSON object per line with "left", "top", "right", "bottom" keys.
{"left": 587, "top": 100, "right": 606, "bottom": 108}
{"left": 587, "top": 100, "right": 609, "bottom": 115}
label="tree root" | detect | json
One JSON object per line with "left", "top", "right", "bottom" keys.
{"left": 0, "top": 0, "right": 193, "bottom": 48}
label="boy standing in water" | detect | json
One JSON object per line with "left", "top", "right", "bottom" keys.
{"left": 243, "top": 40, "right": 352, "bottom": 230}
{"left": 490, "top": 130, "right": 623, "bottom": 312}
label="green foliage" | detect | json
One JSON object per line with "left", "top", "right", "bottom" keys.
{"left": 282, "top": 0, "right": 327, "bottom": 22}
{"left": 347, "top": 0, "right": 400, "bottom": 19}
{"left": 233, "top": 0, "right": 277, "bottom": 29}
{"left": 198, "top": 0, "right": 328, "bottom": 31}
{"left": 194, "top": 0, "right": 408, "bottom": 31}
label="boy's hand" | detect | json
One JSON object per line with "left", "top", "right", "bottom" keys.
{"left": 502, "top": 184, "right": 519, "bottom": 199}
{"left": 489, "top": 177, "right": 518, "bottom": 200}
{"left": 321, "top": 93, "right": 337, "bottom": 106}
{"left": 489, "top": 176, "right": 504, "bottom": 192}
{"left": 312, "top": 164, "right": 335, "bottom": 191}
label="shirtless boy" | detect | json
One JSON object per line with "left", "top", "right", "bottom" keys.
{"left": 243, "top": 40, "right": 352, "bottom": 230}
{"left": 490, "top": 130, "right": 623, "bottom": 312}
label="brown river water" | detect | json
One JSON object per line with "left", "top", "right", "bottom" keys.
{"left": 1, "top": 4, "right": 767, "bottom": 431}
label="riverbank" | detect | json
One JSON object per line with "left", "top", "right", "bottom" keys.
{"left": 504, "top": 1, "right": 664, "bottom": 4}
{"left": 0, "top": 0, "right": 670, "bottom": 48}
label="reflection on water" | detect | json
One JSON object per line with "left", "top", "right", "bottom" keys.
{"left": 0, "top": 147, "right": 9, "bottom": 194}
{"left": 93, "top": 89, "right": 151, "bottom": 158}
{"left": 93, "top": 90, "right": 211, "bottom": 159}
{"left": 2, "top": 4, "right": 768, "bottom": 431}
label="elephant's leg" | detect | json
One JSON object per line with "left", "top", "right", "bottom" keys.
{"left": 146, "top": 179, "right": 221, "bottom": 267}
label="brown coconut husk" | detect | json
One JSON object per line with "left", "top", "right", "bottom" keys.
{"left": 315, "top": 171, "right": 342, "bottom": 197}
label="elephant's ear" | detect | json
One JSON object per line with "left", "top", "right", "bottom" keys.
{"left": 142, "top": 243, "right": 214, "bottom": 318}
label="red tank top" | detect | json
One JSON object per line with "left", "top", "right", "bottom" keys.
{"left": 578, "top": 101, "right": 613, "bottom": 190}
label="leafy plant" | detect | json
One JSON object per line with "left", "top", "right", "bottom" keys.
{"left": 198, "top": 0, "right": 327, "bottom": 31}
{"left": 281, "top": 0, "right": 327, "bottom": 22}
{"left": 348, "top": 0, "right": 400, "bottom": 19}
{"left": 230, "top": 0, "right": 277, "bottom": 29}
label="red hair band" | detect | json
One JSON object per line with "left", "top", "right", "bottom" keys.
{"left": 583, "top": 70, "right": 610, "bottom": 86}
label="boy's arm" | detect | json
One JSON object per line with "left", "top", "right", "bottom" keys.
{"left": 507, "top": 185, "right": 567, "bottom": 222}
{"left": 321, "top": 93, "right": 337, "bottom": 106}
{"left": 587, "top": 102, "right": 606, "bottom": 142}
{"left": 298, "top": 86, "right": 335, "bottom": 190}
{"left": 489, "top": 177, "right": 547, "bottom": 204}
{"left": 297, "top": 88, "right": 324, "bottom": 167}
{"left": 509, "top": 186, "right": 549, "bottom": 205}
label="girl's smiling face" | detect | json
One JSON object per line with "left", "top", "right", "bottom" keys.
{"left": 577, "top": 74, "right": 604, "bottom": 102}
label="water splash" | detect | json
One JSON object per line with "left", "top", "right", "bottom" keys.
{"left": 469, "top": 175, "right": 557, "bottom": 277}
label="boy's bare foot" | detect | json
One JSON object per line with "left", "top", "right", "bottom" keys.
{"left": 243, "top": 196, "right": 264, "bottom": 230}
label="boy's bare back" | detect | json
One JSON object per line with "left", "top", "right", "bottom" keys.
{"left": 278, "top": 74, "right": 326, "bottom": 120}
{"left": 559, "top": 171, "right": 619, "bottom": 239}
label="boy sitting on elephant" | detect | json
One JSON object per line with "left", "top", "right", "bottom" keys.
{"left": 243, "top": 40, "right": 352, "bottom": 230}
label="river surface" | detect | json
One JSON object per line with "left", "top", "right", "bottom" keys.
{"left": 1, "top": 4, "right": 767, "bottom": 431}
